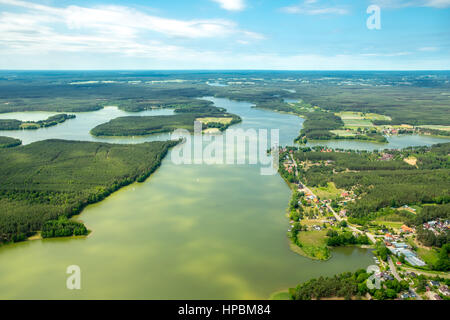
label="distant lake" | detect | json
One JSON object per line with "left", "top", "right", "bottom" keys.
{"left": 307, "top": 134, "right": 450, "bottom": 151}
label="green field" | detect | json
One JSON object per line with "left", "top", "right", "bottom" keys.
{"left": 312, "top": 182, "right": 344, "bottom": 199}
{"left": 343, "top": 119, "right": 374, "bottom": 128}
{"left": 372, "top": 220, "right": 404, "bottom": 229}
{"left": 330, "top": 129, "right": 356, "bottom": 137}
{"left": 416, "top": 247, "right": 440, "bottom": 266}
{"left": 418, "top": 125, "right": 450, "bottom": 132}
{"left": 0, "top": 139, "right": 177, "bottom": 243}
{"left": 338, "top": 111, "right": 391, "bottom": 122}
{"left": 296, "top": 230, "right": 330, "bottom": 260}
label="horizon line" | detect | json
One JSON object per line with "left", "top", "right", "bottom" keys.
{"left": 0, "top": 69, "right": 449, "bottom": 72}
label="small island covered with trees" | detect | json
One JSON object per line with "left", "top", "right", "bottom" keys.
{"left": 0, "top": 114, "right": 76, "bottom": 130}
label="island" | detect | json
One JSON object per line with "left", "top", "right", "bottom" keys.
{"left": 90, "top": 108, "right": 241, "bottom": 137}
{"left": 0, "top": 114, "right": 76, "bottom": 130}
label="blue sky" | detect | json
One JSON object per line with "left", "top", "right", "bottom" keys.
{"left": 0, "top": 0, "right": 449, "bottom": 69}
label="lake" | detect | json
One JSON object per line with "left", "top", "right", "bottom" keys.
{"left": 0, "top": 97, "right": 448, "bottom": 299}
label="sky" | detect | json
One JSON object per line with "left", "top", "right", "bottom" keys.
{"left": 0, "top": 0, "right": 449, "bottom": 70}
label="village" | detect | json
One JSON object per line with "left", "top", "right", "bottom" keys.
{"left": 280, "top": 147, "right": 450, "bottom": 300}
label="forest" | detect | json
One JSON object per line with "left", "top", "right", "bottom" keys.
{"left": 41, "top": 216, "right": 88, "bottom": 238}
{"left": 325, "top": 230, "right": 371, "bottom": 246}
{"left": 0, "top": 139, "right": 178, "bottom": 243}
{"left": 289, "top": 269, "right": 411, "bottom": 300}
{"left": 0, "top": 114, "right": 75, "bottom": 130}
{"left": 296, "top": 111, "right": 344, "bottom": 142}
{"left": 286, "top": 84, "right": 450, "bottom": 127}
{"left": 91, "top": 108, "right": 241, "bottom": 136}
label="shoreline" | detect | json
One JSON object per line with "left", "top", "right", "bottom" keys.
{"left": 2, "top": 140, "right": 179, "bottom": 248}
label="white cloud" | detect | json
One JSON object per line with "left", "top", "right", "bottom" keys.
{"left": 0, "top": 0, "right": 246, "bottom": 39}
{"left": 281, "top": 0, "right": 349, "bottom": 15}
{"left": 361, "top": 52, "right": 412, "bottom": 57}
{"left": 418, "top": 46, "right": 439, "bottom": 51}
{"left": 211, "top": 0, "right": 246, "bottom": 11}
{"left": 372, "top": 0, "right": 450, "bottom": 8}
{"left": 0, "top": 0, "right": 263, "bottom": 59}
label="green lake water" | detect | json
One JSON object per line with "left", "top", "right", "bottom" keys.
{"left": 0, "top": 97, "right": 448, "bottom": 299}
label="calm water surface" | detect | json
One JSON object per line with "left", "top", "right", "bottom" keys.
{"left": 2, "top": 97, "right": 447, "bottom": 299}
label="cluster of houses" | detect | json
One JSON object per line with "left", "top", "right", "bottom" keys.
{"left": 382, "top": 128, "right": 400, "bottom": 135}
{"left": 374, "top": 270, "right": 395, "bottom": 282}
{"left": 401, "top": 225, "right": 414, "bottom": 234}
{"left": 423, "top": 219, "right": 450, "bottom": 235}
{"left": 283, "top": 158, "right": 295, "bottom": 174}
{"left": 380, "top": 153, "right": 394, "bottom": 161}
{"left": 382, "top": 127, "right": 415, "bottom": 136}
{"left": 400, "top": 290, "right": 418, "bottom": 300}
{"left": 384, "top": 235, "right": 426, "bottom": 267}
{"left": 425, "top": 280, "right": 449, "bottom": 300}
{"left": 338, "top": 191, "right": 356, "bottom": 207}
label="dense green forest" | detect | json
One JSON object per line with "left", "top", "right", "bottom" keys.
{"left": 289, "top": 269, "right": 411, "bottom": 300}
{"left": 296, "top": 111, "right": 344, "bottom": 141}
{"left": 287, "top": 85, "right": 450, "bottom": 126}
{"left": 0, "top": 114, "right": 75, "bottom": 130}
{"left": 0, "top": 139, "right": 178, "bottom": 243}
{"left": 0, "top": 136, "right": 21, "bottom": 148}
{"left": 0, "top": 80, "right": 214, "bottom": 113}
{"left": 325, "top": 230, "right": 371, "bottom": 246}
{"left": 288, "top": 269, "right": 446, "bottom": 300}
{"left": 91, "top": 109, "right": 241, "bottom": 136}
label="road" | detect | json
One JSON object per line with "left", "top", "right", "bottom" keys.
{"left": 388, "top": 256, "right": 423, "bottom": 300}
{"left": 289, "top": 153, "right": 377, "bottom": 244}
{"left": 388, "top": 256, "right": 402, "bottom": 281}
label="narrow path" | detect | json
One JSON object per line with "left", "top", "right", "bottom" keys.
{"left": 388, "top": 256, "right": 402, "bottom": 282}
